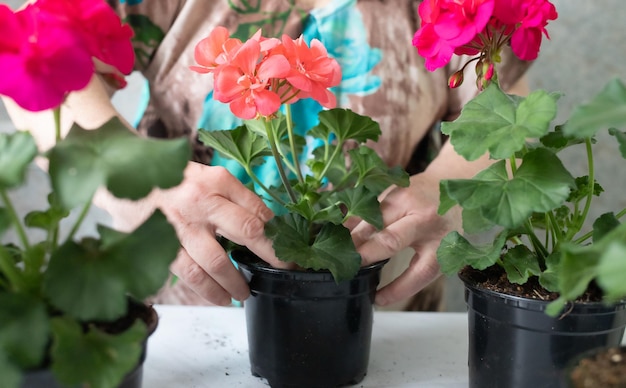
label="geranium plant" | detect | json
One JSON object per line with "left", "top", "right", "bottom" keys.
{"left": 0, "top": 1, "right": 190, "bottom": 387}
{"left": 413, "top": 0, "right": 626, "bottom": 315}
{"left": 191, "top": 27, "right": 409, "bottom": 282}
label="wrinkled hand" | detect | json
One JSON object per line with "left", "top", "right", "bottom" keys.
{"left": 351, "top": 172, "right": 462, "bottom": 307}
{"left": 154, "top": 162, "right": 288, "bottom": 305}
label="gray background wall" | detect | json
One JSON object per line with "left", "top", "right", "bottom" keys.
{"left": 1, "top": 0, "right": 624, "bottom": 312}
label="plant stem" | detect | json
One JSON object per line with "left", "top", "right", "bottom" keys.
{"left": 264, "top": 119, "right": 297, "bottom": 203}
{"left": 244, "top": 166, "right": 287, "bottom": 207}
{"left": 53, "top": 107, "right": 61, "bottom": 142}
{"left": 0, "top": 189, "right": 31, "bottom": 250}
{"left": 577, "top": 138, "right": 595, "bottom": 233}
{"left": 66, "top": 200, "right": 93, "bottom": 243}
{"left": 317, "top": 139, "right": 344, "bottom": 182}
{"left": 285, "top": 104, "right": 304, "bottom": 185}
{"left": 525, "top": 220, "right": 548, "bottom": 269}
{"left": 573, "top": 207, "right": 626, "bottom": 245}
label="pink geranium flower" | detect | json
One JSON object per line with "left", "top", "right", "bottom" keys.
{"left": 190, "top": 26, "right": 242, "bottom": 75}
{"left": 0, "top": 3, "right": 93, "bottom": 111}
{"left": 214, "top": 39, "right": 291, "bottom": 119}
{"left": 278, "top": 35, "right": 342, "bottom": 109}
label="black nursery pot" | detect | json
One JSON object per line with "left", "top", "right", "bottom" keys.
{"left": 460, "top": 271, "right": 626, "bottom": 388}
{"left": 234, "top": 251, "right": 387, "bottom": 388}
{"left": 21, "top": 299, "right": 158, "bottom": 388}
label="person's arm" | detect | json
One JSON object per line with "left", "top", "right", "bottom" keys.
{"left": 3, "top": 74, "right": 285, "bottom": 306}
{"left": 353, "top": 75, "right": 529, "bottom": 307}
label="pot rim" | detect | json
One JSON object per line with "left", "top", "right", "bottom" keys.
{"left": 232, "top": 249, "right": 389, "bottom": 282}
{"left": 459, "top": 269, "right": 626, "bottom": 313}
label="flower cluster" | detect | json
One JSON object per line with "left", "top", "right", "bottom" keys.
{"left": 413, "top": 0, "right": 557, "bottom": 88}
{"left": 191, "top": 26, "right": 341, "bottom": 119}
{"left": 0, "top": 0, "right": 134, "bottom": 112}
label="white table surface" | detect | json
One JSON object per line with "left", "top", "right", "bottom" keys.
{"left": 143, "top": 305, "right": 469, "bottom": 387}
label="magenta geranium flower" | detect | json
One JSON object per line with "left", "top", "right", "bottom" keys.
{"left": 413, "top": 0, "right": 557, "bottom": 88}
{"left": 0, "top": 3, "right": 93, "bottom": 112}
{"left": 37, "top": 0, "right": 135, "bottom": 75}
{"left": 413, "top": 0, "right": 495, "bottom": 71}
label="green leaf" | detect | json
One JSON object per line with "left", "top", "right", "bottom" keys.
{"left": 460, "top": 207, "right": 495, "bottom": 234}
{"left": 0, "top": 131, "right": 38, "bottom": 189}
{"left": 43, "top": 210, "right": 179, "bottom": 321}
{"left": 442, "top": 83, "right": 558, "bottom": 160}
{"left": 436, "top": 231, "right": 507, "bottom": 276}
{"left": 609, "top": 128, "right": 626, "bottom": 158}
{"left": 501, "top": 245, "right": 542, "bottom": 284}
{"left": 0, "top": 349, "right": 21, "bottom": 388}
{"left": 442, "top": 148, "right": 574, "bottom": 228}
{"left": 564, "top": 78, "right": 626, "bottom": 138}
{"left": 265, "top": 214, "right": 361, "bottom": 282}
{"left": 0, "top": 293, "right": 49, "bottom": 369}
{"left": 347, "top": 147, "right": 410, "bottom": 194}
{"left": 556, "top": 245, "right": 600, "bottom": 301}
{"left": 538, "top": 252, "right": 561, "bottom": 292}
{"left": 311, "top": 108, "right": 381, "bottom": 144}
{"left": 198, "top": 125, "right": 272, "bottom": 168}
{"left": 592, "top": 212, "right": 621, "bottom": 243}
{"left": 333, "top": 186, "right": 383, "bottom": 229}
{"left": 47, "top": 117, "right": 190, "bottom": 209}
{"left": 50, "top": 317, "right": 146, "bottom": 388}
{"left": 539, "top": 125, "right": 585, "bottom": 152}
{"left": 596, "top": 241, "right": 626, "bottom": 302}
{"left": 24, "top": 194, "right": 69, "bottom": 232}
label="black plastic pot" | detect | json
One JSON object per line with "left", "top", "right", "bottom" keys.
{"left": 21, "top": 300, "right": 158, "bottom": 388}
{"left": 234, "top": 251, "right": 387, "bottom": 388}
{"left": 460, "top": 271, "right": 626, "bottom": 388}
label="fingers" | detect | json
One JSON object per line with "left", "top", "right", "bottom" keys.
{"left": 375, "top": 247, "right": 442, "bottom": 306}
{"left": 171, "top": 236, "right": 250, "bottom": 306}
{"left": 355, "top": 215, "right": 419, "bottom": 266}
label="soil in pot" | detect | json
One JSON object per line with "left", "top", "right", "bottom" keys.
{"left": 233, "top": 250, "right": 387, "bottom": 388}
{"left": 21, "top": 299, "right": 158, "bottom": 388}
{"left": 461, "top": 266, "right": 626, "bottom": 388}
{"left": 567, "top": 346, "right": 626, "bottom": 388}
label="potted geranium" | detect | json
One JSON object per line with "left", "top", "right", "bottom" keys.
{"left": 0, "top": 1, "right": 190, "bottom": 387}
{"left": 413, "top": 0, "right": 626, "bottom": 387}
{"left": 190, "top": 27, "right": 410, "bottom": 387}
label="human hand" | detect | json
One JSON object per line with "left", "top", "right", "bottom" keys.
{"left": 153, "top": 162, "right": 288, "bottom": 305}
{"left": 351, "top": 171, "right": 462, "bottom": 307}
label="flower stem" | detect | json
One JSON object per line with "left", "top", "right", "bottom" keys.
{"left": 244, "top": 166, "right": 287, "bottom": 207}
{"left": 0, "top": 190, "right": 31, "bottom": 250}
{"left": 53, "top": 107, "right": 62, "bottom": 142}
{"left": 264, "top": 119, "right": 297, "bottom": 203}
{"left": 285, "top": 104, "right": 304, "bottom": 185}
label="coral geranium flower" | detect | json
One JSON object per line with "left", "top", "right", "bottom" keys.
{"left": 190, "top": 26, "right": 242, "bottom": 75}
{"left": 214, "top": 39, "right": 291, "bottom": 119}
{"left": 0, "top": 3, "right": 93, "bottom": 112}
{"left": 279, "top": 35, "right": 341, "bottom": 109}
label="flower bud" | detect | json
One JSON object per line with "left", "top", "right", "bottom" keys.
{"left": 483, "top": 62, "right": 495, "bottom": 81}
{"left": 448, "top": 70, "right": 464, "bottom": 89}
